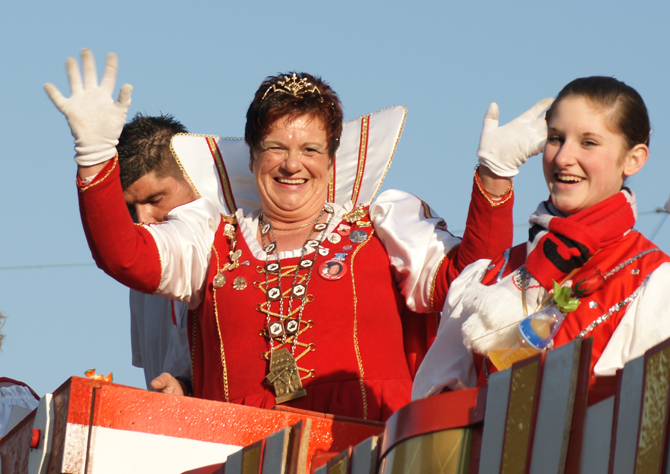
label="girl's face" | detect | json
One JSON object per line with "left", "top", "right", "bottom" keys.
{"left": 543, "top": 96, "right": 648, "bottom": 215}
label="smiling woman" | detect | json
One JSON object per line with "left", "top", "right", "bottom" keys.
{"left": 47, "top": 50, "right": 550, "bottom": 421}
{"left": 543, "top": 93, "right": 648, "bottom": 216}
{"left": 251, "top": 114, "right": 332, "bottom": 243}
{"left": 414, "top": 77, "right": 670, "bottom": 400}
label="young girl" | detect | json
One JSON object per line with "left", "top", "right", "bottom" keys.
{"left": 413, "top": 77, "right": 670, "bottom": 398}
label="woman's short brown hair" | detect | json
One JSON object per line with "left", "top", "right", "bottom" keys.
{"left": 245, "top": 72, "right": 343, "bottom": 164}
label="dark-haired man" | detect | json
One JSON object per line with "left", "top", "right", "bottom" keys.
{"left": 118, "top": 113, "right": 196, "bottom": 391}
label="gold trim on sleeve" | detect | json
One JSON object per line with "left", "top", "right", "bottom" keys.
{"left": 78, "top": 156, "right": 118, "bottom": 193}
{"left": 474, "top": 166, "right": 514, "bottom": 207}
{"left": 429, "top": 254, "right": 448, "bottom": 312}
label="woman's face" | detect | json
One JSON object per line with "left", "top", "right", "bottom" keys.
{"left": 252, "top": 114, "right": 331, "bottom": 222}
{"left": 543, "top": 96, "right": 646, "bottom": 215}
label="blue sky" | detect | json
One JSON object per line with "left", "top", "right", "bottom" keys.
{"left": 2, "top": 1, "right": 670, "bottom": 396}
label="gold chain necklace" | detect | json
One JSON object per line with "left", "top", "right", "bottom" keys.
{"left": 270, "top": 217, "right": 321, "bottom": 232}
{"left": 259, "top": 204, "right": 334, "bottom": 404}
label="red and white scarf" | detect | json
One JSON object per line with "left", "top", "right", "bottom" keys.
{"left": 461, "top": 190, "right": 636, "bottom": 353}
{"left": 525, "top": 190, "right": 636, "bottom": 290}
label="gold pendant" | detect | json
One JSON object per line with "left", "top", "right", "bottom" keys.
{"left": 265, "top": 348, "right": 306, "bottom": 404}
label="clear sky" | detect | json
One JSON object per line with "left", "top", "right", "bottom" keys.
{"left": 2, "top": 1, "right": 670, "bottom": 396}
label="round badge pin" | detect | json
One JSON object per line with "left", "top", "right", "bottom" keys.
{"left": 337, "top": 224, "right": 351, "bottom": 236}
{"left": 319, "top": 259, "right": 348, "bottom": 281}
{"left": 349, "top": 230, "right": 367, "bottom": 244}
{"left": 327, "top": 233, "right": 342, "bottom": 244}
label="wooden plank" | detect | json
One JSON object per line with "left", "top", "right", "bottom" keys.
{"left": 350, "top": 436, "right": 379, "bottom": 474}
{"left": 499, "top": 355, "right": 542, "bottom": 474}
{"left": 261, "top": 428, "right": 291, "bottom": 474}
{"left": 563, "top": 337, "right": 593, "bottom": 474}
{"left": 287, "top": 419, "right": 312, "bottom": 474}
{"left": 634, "top": 340, "right": 670, "bottom": 473}
{"left": 528, "top": 340, "right": 582, "bottom": 474}
{"left": 611, "top": 356, "right": 645, "bottom": 474}
{"left": 580, "top": 396, "right": 614, "bottom": 474}
{"left": 225, "top": 448, "right": 244, "bottom": 474}
{"left": 478, "top": 366, "right": 512, "bottom": 474}
{"left": 323, "top": 447, "right": 351, "bottom": 474}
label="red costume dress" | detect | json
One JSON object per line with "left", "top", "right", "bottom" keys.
{"left": 79, "top": 156, "right": 512, "bottom": 421}
{"left": 413, "top": 191, "right": 670, "bottom": 399}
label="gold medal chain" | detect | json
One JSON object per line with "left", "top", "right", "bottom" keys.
{"left": 260, "top": 207, "right": 331, "bottom": 353}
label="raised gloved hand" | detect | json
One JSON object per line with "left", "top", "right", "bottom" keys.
{"left": 44, "top": 49, "right": 133, "bottom": 167}
{"left": 477, "top": 97, "right": 554, "bottom": 178}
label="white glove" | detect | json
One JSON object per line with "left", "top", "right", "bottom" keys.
{"left": 477, "top": 97, "right": 554, "bottom": 178}
{"left": 44, "top": 49, "right": 133, "bottom": 167}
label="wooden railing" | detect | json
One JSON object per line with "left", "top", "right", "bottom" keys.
{"left": 209, "top": 337, "right": 670, "bottom": 474}
{"left": 3, "top": 336, "right": 670, "bottom": 473}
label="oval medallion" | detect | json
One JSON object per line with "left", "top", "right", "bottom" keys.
{"left": 213, "top": 273, "right": 226, "bottom": 288}
{"left": 319, "top": 259, "right": 348, "bottom": 281}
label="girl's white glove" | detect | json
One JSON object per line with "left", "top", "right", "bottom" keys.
{"left": 45, "top": 49, "right": 133, "bottom": 167}
{"left": 477, "top": 97, "right": 554, "bottom": 178}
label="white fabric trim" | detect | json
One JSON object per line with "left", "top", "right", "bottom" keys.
{"left": 412, "top": 260, "right": 670, "bottom": 399}
{"left": 595, "top": 262, "right": 670, "bottom": 375}
{"left": 412, "top": 260, "right": 490, "bottom": 398}
{"left": 236, "top": 202, "right": 351, "bottom": 261}
{"left": 170, "top": 106, "right": 407, "bottom": 215}
{"left": 144, "top": 197, "right": 221, "bottom": 309}
{"left": 143, "top": 189, "right": 457, "bottom": 329}
{"left": 370, "top": 190, "right": 461, "bottom": 312}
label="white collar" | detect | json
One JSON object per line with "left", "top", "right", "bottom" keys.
{"left": 237, "top": 201, "right": 353, "bottom": 260}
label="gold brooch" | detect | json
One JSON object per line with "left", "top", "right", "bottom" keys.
{"left": 343, "top": 205, "right": 367, "bottom": 223}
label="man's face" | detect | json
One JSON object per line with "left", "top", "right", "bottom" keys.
{"left": 123, "top": 171, "right": 197, "bottom": 224}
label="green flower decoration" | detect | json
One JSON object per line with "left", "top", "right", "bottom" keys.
{"left": 552, "top": 280, "right": 581, "bottom": 313}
